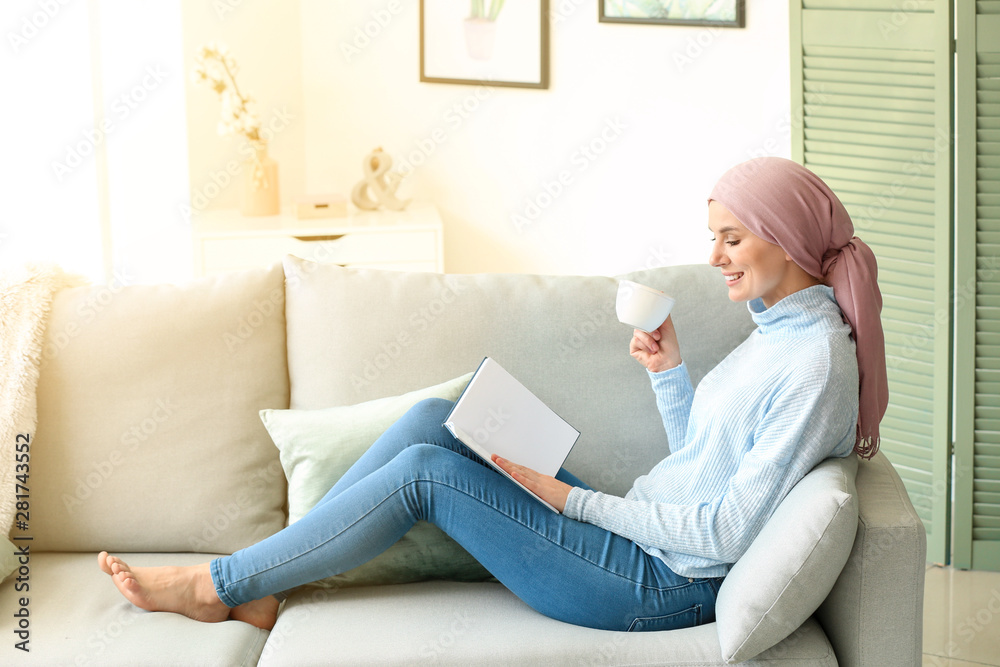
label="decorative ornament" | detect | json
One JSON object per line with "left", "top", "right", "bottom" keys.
{"left": 350, "top": 148, "right": 410, "bottom": 211}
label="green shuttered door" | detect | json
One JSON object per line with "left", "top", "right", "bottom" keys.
{"left": 955, "top": 0, "right": 1000, "bottom": 571}
{"left": 790, "top": 0, "right": 953, "bottom": 564}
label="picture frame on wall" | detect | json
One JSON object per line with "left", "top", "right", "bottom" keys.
{"left": 599, "top": 0, "right": 745, "bottom": 28}
{"left": 420, "top": 0, "right": 549, "bottom": 89}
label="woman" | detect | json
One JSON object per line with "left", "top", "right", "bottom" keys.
{"left": 98, "top": 157, "right": 887, "bottom": 633}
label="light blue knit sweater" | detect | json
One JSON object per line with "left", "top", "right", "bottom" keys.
{"left": 563, "top": 285, "right": 859, "bottom": 579}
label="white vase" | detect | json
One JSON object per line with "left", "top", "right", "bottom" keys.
{"left": 463, "top": 18, "right": 497, "bottom": 61}
{"left": 241, "top": 142, "right": 280, "bottom": 216}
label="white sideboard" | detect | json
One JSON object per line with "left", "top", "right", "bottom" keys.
{"left": 192, "top": 202, "right": 444, "bottom": 277}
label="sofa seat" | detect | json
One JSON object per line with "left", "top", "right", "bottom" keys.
{"left": 0, "top": 552, "right": 269, "bottom": 666}
{"left": 258, "top": 581, "right": 837, "bottom": 666}
{"left": 1, "top": 552, "right": 837, "bottom": 666}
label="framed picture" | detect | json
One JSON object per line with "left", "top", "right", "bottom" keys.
{"left": 599, "top": 0, "right": 745, "bottom": 28}
{"left": 420, "top": 0, "right": 549, "bottom": 89}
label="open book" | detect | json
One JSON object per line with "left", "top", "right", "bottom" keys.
{"left": 442, "top": 357, "right": 580, "bottom": 512}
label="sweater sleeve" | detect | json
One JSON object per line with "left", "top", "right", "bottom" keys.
{"left": 648, "top": 361, "right": 694, "bottom": 455}
{"left": 563, "top": 351, "right": 856, "bottom": 563}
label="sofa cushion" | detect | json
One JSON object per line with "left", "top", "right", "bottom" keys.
{"left": 281, "top": 256, "right": 755, "bottom": 496}
{"left": 257, "top": 581, "right": 837, "bottom": 666}
{"left": 260, "top": 372, "right": 494, "bottom": 587}
{"left": 0, "top": 552, "right": 269, "bottom": 666}
{"left": 716, "top": 455, "right": 859, "bottom": 664}
{"left": 31, "top": 265, "right": 289, "bottom": 553}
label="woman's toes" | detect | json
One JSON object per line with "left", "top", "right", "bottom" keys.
{"left": 118, "top": 574, "right": 141, "bottom": 594}
{"left": 97, "top": 551, "right": 113, "bottom": 575}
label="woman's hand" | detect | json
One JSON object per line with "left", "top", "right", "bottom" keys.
{"left": 491, "top": 455, "right": 572, "bottom": 513}
{"left": 630, "top": 315, "right": 682, "bottom": 373}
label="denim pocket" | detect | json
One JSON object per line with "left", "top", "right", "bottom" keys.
{"left": 627, "top": 604, "right": 701, "bottom": 632}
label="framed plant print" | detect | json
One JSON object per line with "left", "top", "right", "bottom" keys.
{"left": 420, "top": 0, "right": 550, "bottom": 89}
{"left": 599, "top": 0, "right": 745, "bottom": 28}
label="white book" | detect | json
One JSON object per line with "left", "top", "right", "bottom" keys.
{"left": 442, "top": 357, "right": 580, "bottom": 512}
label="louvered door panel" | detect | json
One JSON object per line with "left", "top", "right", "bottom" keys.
{"left": 956, "top": 1, "right": 1000, "bottom": 570}
{"left": 791, "top": 0, "right": 953, "bottom": 563}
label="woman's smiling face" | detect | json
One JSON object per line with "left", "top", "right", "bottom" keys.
{"left": 707, "top": 200, "right": 807, "bottom": 308}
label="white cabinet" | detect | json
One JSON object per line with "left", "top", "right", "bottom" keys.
{"left": 192, "top": 202, "right": 444, "bottom": 276}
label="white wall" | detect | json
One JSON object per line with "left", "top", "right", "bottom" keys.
{"left": 299, "top": 0, "right": 792, "bottom": 275}
{"left": 5, "top": 1, "right": 792, "bottom": 283}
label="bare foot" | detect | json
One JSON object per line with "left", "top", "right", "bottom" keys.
{"left": 229, "top": 596, "right": 280, "bottom": 630}
{"left": 97, "top": 551, "right": 229, "bottom": 624}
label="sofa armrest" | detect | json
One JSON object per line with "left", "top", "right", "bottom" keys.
{"left": 815, "top": 452, "right": 926, "bottom": 667}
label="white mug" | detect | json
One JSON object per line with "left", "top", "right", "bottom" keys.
{"left": 616, "top": 280, "right": 675, "bottom": 333}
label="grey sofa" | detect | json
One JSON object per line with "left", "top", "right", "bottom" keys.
{"left": 1, "top": 257, "right": 925, "bottom": 665}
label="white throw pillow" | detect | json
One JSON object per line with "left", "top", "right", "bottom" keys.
{"left": 715, "top": 455, "right": 859, "bottom": 664}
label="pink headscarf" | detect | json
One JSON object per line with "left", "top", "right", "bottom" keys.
{"left": 708, "top": 157, "right": 887, "bottom": 459}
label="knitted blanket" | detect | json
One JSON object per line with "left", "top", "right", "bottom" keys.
{"left": 0, "top": 264, "right": 87, "bottom": 578}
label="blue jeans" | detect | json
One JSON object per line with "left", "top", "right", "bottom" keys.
{"left": 210, "top": 398, "right": 721, "bottom": 631}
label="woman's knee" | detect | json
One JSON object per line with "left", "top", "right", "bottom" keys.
{"left": 404, "top": 397, "right": 455, "bottom": 424}
{"left": 394, "top": 442, "right": 454, "bottom": 476}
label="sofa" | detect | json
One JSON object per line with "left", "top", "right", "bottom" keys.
{"left": 1, "top": 256, "right": 925, "bottom": 665}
